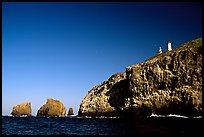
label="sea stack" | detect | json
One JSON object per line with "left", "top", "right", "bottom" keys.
{"left": 37, "top": 98, "right": 66, "bottom": 117}
{"left": 11, "top": 102, "right": 32, "bottom": 116}
{"left": 68, "top": 107, "right": 74, "bottom": 116}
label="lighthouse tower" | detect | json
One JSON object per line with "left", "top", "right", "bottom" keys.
{"left": 167, "top": 40, "right": 172, "bottom": 51}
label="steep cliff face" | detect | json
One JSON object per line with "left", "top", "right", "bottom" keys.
{"left": 78, "top": 38, "right": 202, "bottom": 117}
{"left": 11, "top": 102, "right": 32, "bottom": 116}
{"left": 37, "top": 98, "right": 66, "bottom": 117}
{"left": 126, "top": 38, "right": 202, "bottom": 117}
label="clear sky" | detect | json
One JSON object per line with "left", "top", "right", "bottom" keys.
{"left": 2, "top": 2, "right": 202, "bottom": 116}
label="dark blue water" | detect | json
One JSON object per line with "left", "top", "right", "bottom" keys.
{"left": 2, "top": 116, "right": 203, "bottom": 135}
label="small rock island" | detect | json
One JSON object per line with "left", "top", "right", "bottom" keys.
{"left": 11, "top": 102, "right": 32, "bottom": 116}
{"left": 68, "top": 107, "right": 74, "bottom": 116}
{"left": 37, "top": 98, "right": 66, "bottom": 117}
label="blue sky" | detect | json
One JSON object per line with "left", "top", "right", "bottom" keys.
{"left": 2, "top": 2, "right": 202, "bottom": 116}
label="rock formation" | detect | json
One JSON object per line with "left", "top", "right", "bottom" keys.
{"left": 37, "top": 98, "right": 66, "bottom": 117}
{"left": 78, "top": 72, "right": 128, "bottom": 116}
{"left": 11, "top": 102, "right": 32, "bottom": 116}
{"left": 78, "top": 38, "right": 202, "bottom": 117}
{"left": 68, "top": 107, "right": 74, "bottom": 115}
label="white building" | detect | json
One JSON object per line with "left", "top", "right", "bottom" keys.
{"left": 158, "top": 47, "right": 163, "bottom": 54}
{"left": 167, "top": 40, "right": 172, "bottom": 51}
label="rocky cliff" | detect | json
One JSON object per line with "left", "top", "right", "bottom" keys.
{"left": 11, "top": 102, "right": 32, "bottom": 116}
{"left": 78, "top": 38, "right": 202, "bottom": 117}
{"left": 78, "top": 72, "right": 128, "bottom": 116}
{"left": 37, "top": 98, "right": 66, "bottom": 117}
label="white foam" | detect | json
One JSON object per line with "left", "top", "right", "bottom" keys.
{"left": 95, "top": 116, "right": 118, "bottom": 119}
{"left": 193, "top": 116, "right": 202, "bottom": 118}
{"left": 148, "top": 113, "right": 165, "bottom": 118}
{"left": 76, "top": 116, "right": 118, "bottom": 119}
{"left": 148, "top": 113, "right": 189, "bottom": 118}
{"left": 20, "top": 115, "right": 28, "bottom": 117}
{"left": 167, "top": 114, "right": 188, "bottom": 118}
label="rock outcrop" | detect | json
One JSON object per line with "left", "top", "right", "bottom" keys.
{"left": 37, "top": 98, "right": 66, "bottom": 117}
{"left": 68, "top": 107, "right": 74, "bottom": 115}
{"left": 78, "top": 38, "right": 202, "bottom": 117}
{"left": 11, "top": 102, "right": 32, "bottom": 116}
{"left": 78, "top": 72, "right": 128, "bottom": 116}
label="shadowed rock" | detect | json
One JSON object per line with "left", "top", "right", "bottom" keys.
{"left": 37, "top": 98, "right": 66, "bottom": 117}
{"left": 68, "top": 107, "right": 74, "bottom": 115}
{"left": 127, "top": 38, "right": 202, "bottom": 117}
{"left": 11, "top": 102, "right": 32, "bottom": 116}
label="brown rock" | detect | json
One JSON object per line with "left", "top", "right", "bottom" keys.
{"left": 68, "top": 107, "right": 74, "bottom": 115}
{"left": 37, "top": 98, "right": 66, "bottom": 117}
{"left": 78, "top": 72, "right": 128, "bottom": 117}
{"left": 11, "top": 102, "right": 32, "bottom": 116}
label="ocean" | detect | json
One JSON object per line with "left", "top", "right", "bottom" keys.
{"left": 2, "top": 116, "right": 203, "bottom": 135}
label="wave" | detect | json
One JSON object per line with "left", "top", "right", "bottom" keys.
{"left": 76, "top": 116, "right": 119, "bottom": 119}
{"left": 2, "top": 115, "right": 35, "bottom": 117}
{"left": 148, "top": 113, "right": 202, "bottom": 118}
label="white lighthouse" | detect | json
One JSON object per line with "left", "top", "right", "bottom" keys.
{"left": 167, "top": 40, "right": 172, "bottom": 51}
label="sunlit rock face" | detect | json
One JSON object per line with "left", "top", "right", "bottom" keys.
{"left": 78, "top": 38, "right": 202, "bottom": 117}
{"left": 11, "top": 102, "right": 32, "bottom": 116}
{"left": 37, "top": 98, "right": 66, "bottom": 117}
{"left": 78, "top": 72, "right": 129, "bottom": 117}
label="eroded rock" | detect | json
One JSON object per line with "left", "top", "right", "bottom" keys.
{"left": 78, "top": 72, "right": 128, "bottom": 117}
{"left": 11, "top": 102, "right": 32, "bottom": 116}
{"left": 37, "top": 98, "right": 66, "bottom": 117}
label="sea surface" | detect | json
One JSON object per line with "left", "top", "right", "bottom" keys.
{"left": 2, "top": 116, "right": 203, "bottom": 135}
